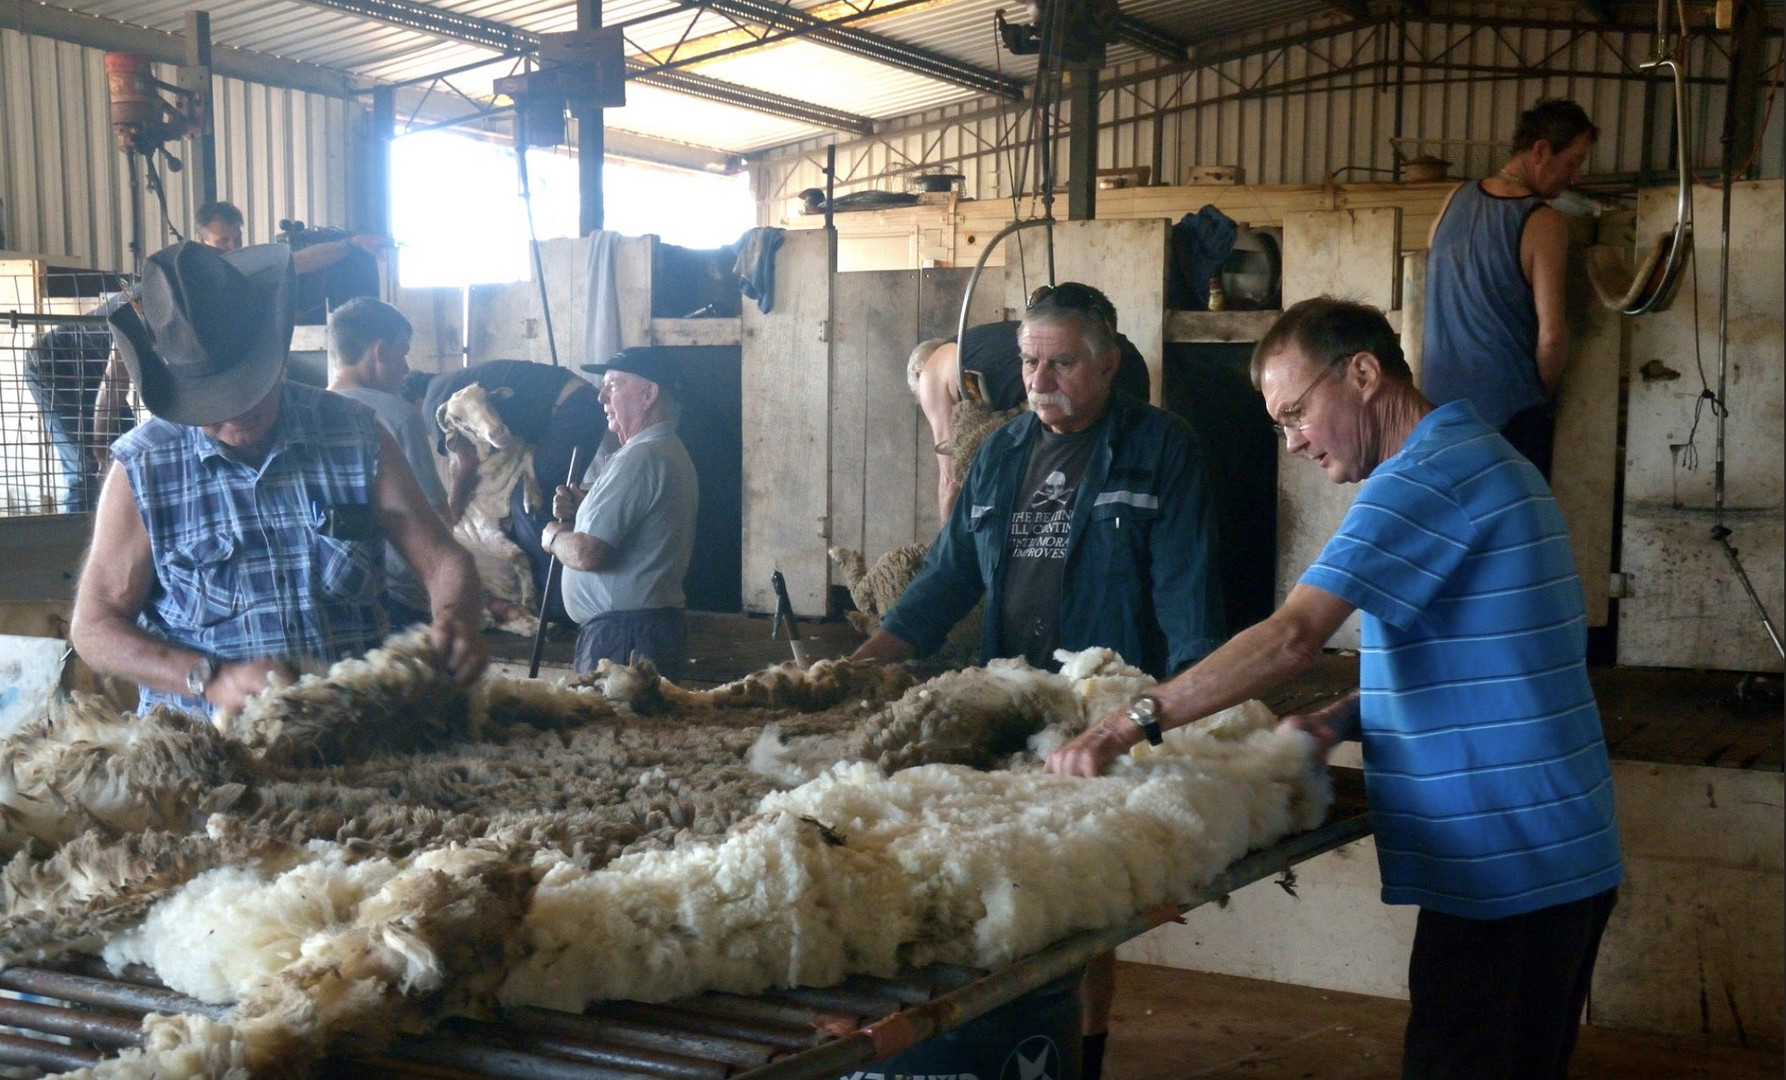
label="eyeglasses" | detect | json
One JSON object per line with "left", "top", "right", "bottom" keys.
{"left": 1026, "top": 283, "right": 1116, "bottom": 336}
{"left": 1269, "top": 355, "right": 1352, "bottom": 438}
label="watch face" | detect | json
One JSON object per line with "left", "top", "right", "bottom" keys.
{"left": 187, "top": 658, "right": 213, "bottom": 696}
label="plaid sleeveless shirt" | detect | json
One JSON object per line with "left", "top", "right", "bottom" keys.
{"left": 114, "top": 381, "right": 390, "bottom": 714}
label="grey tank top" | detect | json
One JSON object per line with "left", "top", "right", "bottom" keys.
{"left": 1422, "top": 182, "right": 1547, "bottom": 429}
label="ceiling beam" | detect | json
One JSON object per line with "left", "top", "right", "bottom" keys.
{"left": 677, "top": 0, "right": 1024, "bottom": 99}
{"left": 1115, "top": 14, "right": 1191, "bottom": 62}
{"left": 0, "top": 0, "right": 359, "bottom": 98}
{"left": 629, "top": 61, "right": 877, "bottom": 133}
{"left": 298, "top": 0, "right": 874, "bottom": 132}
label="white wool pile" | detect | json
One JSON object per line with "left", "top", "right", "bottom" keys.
{"left": 102, "top": 844, "right": 531, "bottom": 1076}
{"left": 501, "top": 810, "right": 911, "bottom": 1010}
{"left": 102, "top": 846, "right": 406, "bottom": 1004}
{"left": 500, "top": 707, "right": 1328, "bottom": 1009}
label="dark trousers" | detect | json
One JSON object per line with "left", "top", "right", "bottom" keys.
{"left": 24, "top": 365, "right": 100, "bottom": 513}
{"left": 1402, "top": 887, "right": 1617, "bottom": 1080}
{"left": 1500, "top": 403, "right": 1555, "bottom": 482}
{"left": 575, "top": 607, "right": 688, "bottom": 682}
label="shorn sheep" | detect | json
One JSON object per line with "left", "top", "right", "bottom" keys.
{"left": 436, "top": 384, "right": 543, "bottom": 634}
{"left": 3, "top": 633, "right": 1330, "bottom": 1079}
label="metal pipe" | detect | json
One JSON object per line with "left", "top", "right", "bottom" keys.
{"left": 506, "top": 1007, "right": 776, "bottom": 1068}
{"left": 1624, "top": 0, "right": 1693, "bottom": 316}
{"left": 596, "top": 1002, "right": 826, "bottom": 1051}
{"left": 0, "top": 996, "right": 144, "bottom": 1047}
{"left": 1713, "top": 528, "right": 1786, "bottom": 658}
{"left": 665, "top": 992, "right": 853, "bottom": 1033}
{"left": 0, "top": 968, "right": 229, "bottom": 1020}
{"left": 447, "top": 1017, "right": 727, "bottom": 1080}
{"left": 384, "top": 1033, "right": 647, "bottom": 1079}
{"left": 952, "top": 216, "right": 1056, "bottom": 396}
{"left": 768, "top": 985, "right": 903, "bottom": 1017}
{"left": 0, "top": 1032, "right": 105, "bottom": 1072}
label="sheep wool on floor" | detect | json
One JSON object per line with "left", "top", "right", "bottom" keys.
{"left": 2, "top": 634, "right": 1331, "bottom": 1080}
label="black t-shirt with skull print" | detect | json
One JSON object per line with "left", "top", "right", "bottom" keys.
{"left": 999, "top": 423, "right": 1099, "bottom": 669}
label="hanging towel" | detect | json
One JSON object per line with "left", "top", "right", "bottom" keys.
{"left": 583, "top": 229, "right": 624, "bottom": 376}
{"left": 733, "top": 227, "right": 785, "bottom": 314}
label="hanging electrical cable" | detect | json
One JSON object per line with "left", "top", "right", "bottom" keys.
{"left": 514, "top": 106, "right": 563, "bottom": 370}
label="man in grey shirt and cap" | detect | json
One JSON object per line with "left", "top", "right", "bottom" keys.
{"left": 543, "top": 347, "right": 698, "bottom": 680}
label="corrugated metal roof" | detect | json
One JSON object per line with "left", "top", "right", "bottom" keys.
{"left": 30, "top": 0, "right": 1354, "bottom": 156}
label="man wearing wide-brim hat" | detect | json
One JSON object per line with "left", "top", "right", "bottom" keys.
{"left": 541, "top": 347, "right": 698, "bottom": 680}
{"left": 69, "top": 241, "right": 486, "bottom": 716}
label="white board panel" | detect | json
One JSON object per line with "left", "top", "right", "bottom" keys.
{"left": 1275, "top": 208, "right": 1403, "bottom": 649}
{"left": 1619, "top": 180, "right": 1785, "bottom": 670}
{"left": 741, "top": 229, "right": 834, "bottom": 616}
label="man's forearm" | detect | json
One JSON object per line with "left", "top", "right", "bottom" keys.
{"left": 1536, "top": 336, "right": 1568, "bottom": 395}
{"left": 1148, "top": 606, "right": 1331, "bottom": 738}
{"left": 849, "top": 628, "right": 915, "bottom": 665}
{"left": 69, "top": 610, "right": 202, "bottom": 698}
{"left": 424, "top": 545, "right": 485, "bottom": 621}
{"left": 543, "top": 524, "right": 610, "bottom": 572}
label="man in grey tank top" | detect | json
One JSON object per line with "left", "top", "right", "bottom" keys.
{"left": 1423, "top": 98, "right": 1597, "bottom": 479}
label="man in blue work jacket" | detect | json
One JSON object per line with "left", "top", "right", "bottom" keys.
{"left": 852, "top": 281, "right": 1225, "bottom": 681}
{"left": 850, "top": 282, "right": 1227, "bottom": 1080}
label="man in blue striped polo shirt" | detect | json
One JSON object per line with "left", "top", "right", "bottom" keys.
{"left": 1048, "top": 297, "right": 1622, "bottom": 1080}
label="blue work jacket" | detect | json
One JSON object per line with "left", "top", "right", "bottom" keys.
{"left": 881, "top": 393, "right": 1226, "bottom": 678}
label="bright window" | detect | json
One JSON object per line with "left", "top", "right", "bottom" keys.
{"left": 598, "top": 160, "right": 754, "bottom": 249}
{"left": 390, "top": 130, "right": 753, "bottom": 289}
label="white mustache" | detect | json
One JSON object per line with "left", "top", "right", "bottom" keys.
{"left": 1028, "top": 391, "right": 1073, "bottom": 414}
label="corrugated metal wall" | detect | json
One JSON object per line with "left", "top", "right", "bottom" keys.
{"left": 0, "top": 28, "right": 362, "bottom": 273}
{"left": 755, "top": 17, "right": 1784, "bottom": 208}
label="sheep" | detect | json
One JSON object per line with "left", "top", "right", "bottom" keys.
{"left": 827, "top": 545, "right": 981, "bottom": 670}
{"left": 829, "top": 543, "right": 928, "bottom": 635}
{"left": 943, "top": 395, "right": 1024, "bottom": 485}
{"left": 436, "top": 384, "right": 542, "bottom": 634}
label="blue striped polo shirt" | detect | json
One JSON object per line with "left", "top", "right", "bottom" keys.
{"left": 1301, "top": 400, "right": 1623, "bottom": 920}
{"left": 114, "top": 381, "right": 391, "bottom": 716}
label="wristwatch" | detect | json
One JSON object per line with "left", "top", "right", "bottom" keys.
{"left": 185, "top": 655, "right": 215, "bottom": 699}
{"left": 1125, "top": 694, "right": 1165, "bottom": 745}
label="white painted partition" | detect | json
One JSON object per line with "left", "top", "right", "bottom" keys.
{"left": 741, "top": 228, "right": 835, "bottom": 616}
{"left": 1273, "top": 207, "right": 1402, "bottom": 651}
{"left": 1618, "top": 180, "right": 1784, "bottom": 672}
{"left": 1119, "top": 756, "right": 1786, "bottom": 1051}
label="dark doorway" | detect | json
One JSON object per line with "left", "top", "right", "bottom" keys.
{"left": 662, "top": 345, "right": 743, "bottom": 612}
{"left": 1163, "top": 342, "right": 1278, "bottom": 633}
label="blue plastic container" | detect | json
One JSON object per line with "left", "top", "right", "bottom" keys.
{"left": 840, "top": 969, "right": 1083, "bottom": 1080}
